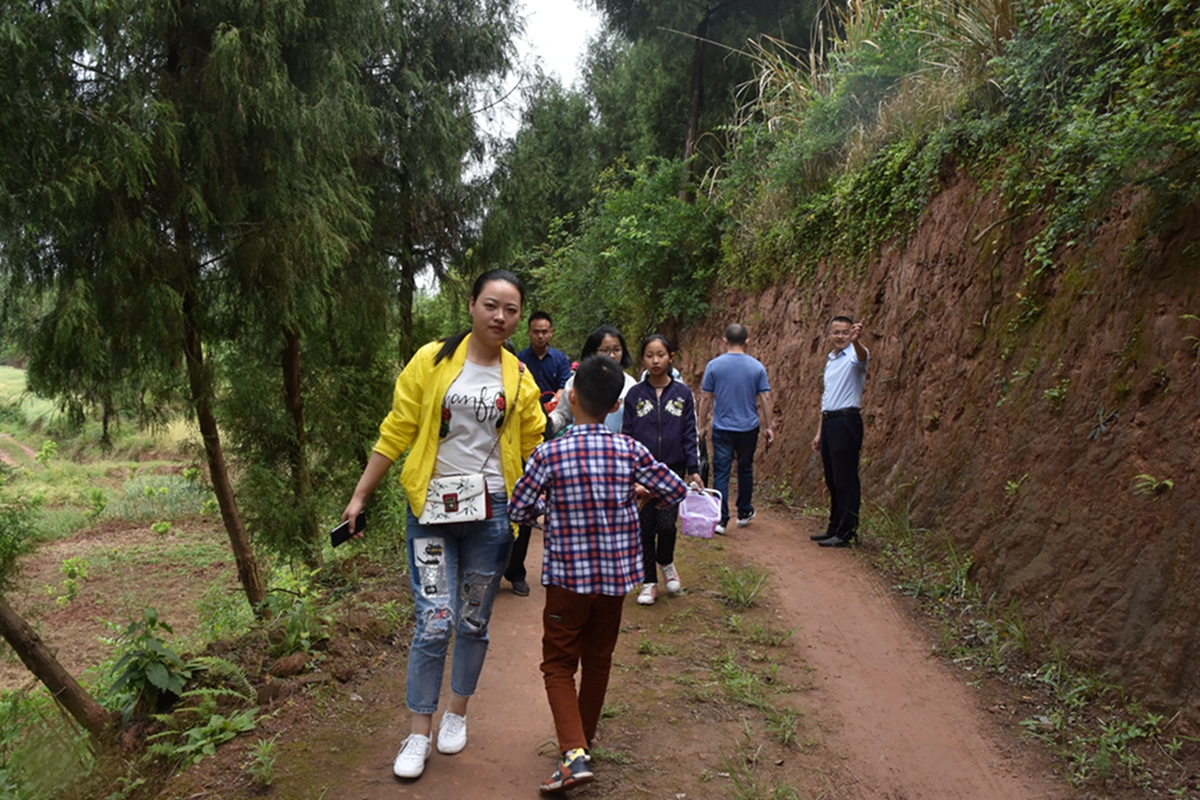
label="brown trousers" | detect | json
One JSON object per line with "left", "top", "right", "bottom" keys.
{"left": 541, "top": 584, "right": 626, "bottom": 753}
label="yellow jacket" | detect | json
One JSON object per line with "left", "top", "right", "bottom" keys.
{"left": 373, "top": 334, "right": 546, "bottom": 517}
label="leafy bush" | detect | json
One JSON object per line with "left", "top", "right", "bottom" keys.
{"left": 102, "top": 608, "right": 192, "bottom": 720}
{"left": 535, "top": 158, "right": 723, "bottom": 346}
{"left": 0, "top": 499, "right": 38, "bottom": 592}
{"left": 0, "top": 689, "right": 90, "bottom": 800}
{"left": 994, "top": 1, "right": 1200, "bottom": 270}
{"left": 147, "top": 656, "right": 258, "bottom": 768}
{"left": 148, "top": 707, "right": 258, "bottom": 768}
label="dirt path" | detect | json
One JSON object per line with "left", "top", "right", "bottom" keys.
{"left": 722, "top": 510, "right": 1064, "bottom": 799}
{"left": 0, "top": 432, "right": 38, "bottom": 466}
{"left": 301, "top": 505, "right": 1066, "bottom": 800}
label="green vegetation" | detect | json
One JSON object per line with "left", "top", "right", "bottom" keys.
{"left": 718, "top": 565, "right": 771, "bottom": 609}
{"left": 1132, "top": 474, "right": 1174, "bottom": 498}
{"left": 535, "top": 158, "right": 724, "bottom": 344}
{"left": 246, "top": 735, "right": 280, "bottom": 787}
{"left": 0, "top": 690, "right": 91, "bottom": 800}
{"left": 148, "top": 708, "right": 259, "bottom": 769}
{"left": 717, "top": 0, "right": 1200, "bottom": 292}
{"left": 110, "top": 476, "right": 210, "bottom": 524}
{"left": 856, "top": 495, "right": 1193, "bottom": 793}
{"left": 1005, "top": 473, "right": 1029, "bottom": 498}
{"left": 103, "top": 608, "right": 193, "bottom": 721}
{"left": 721, "top": 721, "right": 801, "bottom": 800}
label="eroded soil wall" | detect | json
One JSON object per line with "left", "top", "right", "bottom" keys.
{"left": 678, "top": 175, "right": 1200, "bottom": 731}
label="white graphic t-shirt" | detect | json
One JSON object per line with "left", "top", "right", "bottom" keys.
{"left": 434, "top": 360, "right": 507, "bottom": 494}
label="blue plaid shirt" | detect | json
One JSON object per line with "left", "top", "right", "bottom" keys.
{"left": 508, "top": 424, "right": 688, "bottom": 596}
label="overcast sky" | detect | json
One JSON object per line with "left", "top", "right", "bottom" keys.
{"left": 481, "top": 0, "right": 603, "bottom": 141}
{"left": 519, "top": 0, "right": 602, "bottom": 88}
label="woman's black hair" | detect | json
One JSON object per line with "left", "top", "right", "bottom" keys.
{"left": 639, "top": 333, "right": 674, "bottom": 360}
{"left": 434, "top": 270, "right": 526, "bottom": 364}
{"left": 580, "top": 324, "right": 633, "bottom": 369}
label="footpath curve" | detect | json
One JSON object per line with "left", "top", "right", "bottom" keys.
{"left": 721, "top": 508, "right": 1064, "bottom": 799}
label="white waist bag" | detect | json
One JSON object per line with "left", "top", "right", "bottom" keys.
{"left": 419, "top": 473, "right": 491, "bottom": 524}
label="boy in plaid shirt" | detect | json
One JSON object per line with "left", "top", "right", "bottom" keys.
{"left": 508, "top": 355, "right": 687, "bottom": 793}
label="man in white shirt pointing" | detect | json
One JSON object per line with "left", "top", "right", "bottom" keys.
{"left": 811, "top": 317, "right": 869, "bottom": 548}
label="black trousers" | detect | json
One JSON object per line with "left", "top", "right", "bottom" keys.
{"left": 820, "top": 412, "right": 863, "bottom": 538}
{"left": 639, "top": 462, "right": 685, "bottom": 583}
{"left": 505, "top": 524, "right": 533, "bottom": 583}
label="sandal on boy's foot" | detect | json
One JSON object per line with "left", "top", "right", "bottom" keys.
{"left": 636, "top": 583, "right": 658, "bottom": 606}
{"left": 540, "top": 748, "right": 594, "bottom": 793}
{"left": 393, "top": 733, "right": 431, "bottom": 779}
{"left": 662, "top": 563, "right": 682, "bottom": 595}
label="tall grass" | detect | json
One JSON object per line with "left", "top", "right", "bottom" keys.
{"left": 729, "top": 0, "right": 1025, "bottom": 190}
{"left": 109, "top": 474, "right": 212, "bottom": 522}
{"left": 0, "top": 367, "right": 58, "bottom": 430}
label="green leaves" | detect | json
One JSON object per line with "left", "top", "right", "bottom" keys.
{"left": 148, "top": 708, "right": 259, "bottom": 767}
{"left": 0, "top": 499, "right": 38, "bottom": 592}
{"left": 103, "top": 607, "right": 192, "bottom": 721}
{"left": 535, "top": 157, "right": 723, "bottom": 345}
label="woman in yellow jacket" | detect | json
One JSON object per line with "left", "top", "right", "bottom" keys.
{"left": 341, "top": 269, "right": 545, "bottom": 780}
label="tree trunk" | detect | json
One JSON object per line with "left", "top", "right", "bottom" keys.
{"left": 680, "top": 17, "right": 708, "bottom": 204}
{"left": 397, "top": 257, "right": 417, "bottom": 363}
{"left": 182, "top": 287, "right": 266, "bottom": 609}
{"left": 282, "top": 324, "right": 320, "bottom": 566}
{"left": 0, "top": 595, "right": 116, "bottom": 741}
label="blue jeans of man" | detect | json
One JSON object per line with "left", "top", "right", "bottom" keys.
{"left": 404, "top": 496, "right": 512, "bottom": 714}
{"left": 712, "top": 427, "right": 759, "bottom": 525}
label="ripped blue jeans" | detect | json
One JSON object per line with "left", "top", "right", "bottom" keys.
{"left": 404, "top": 497, "right": 512, "bottom": 714}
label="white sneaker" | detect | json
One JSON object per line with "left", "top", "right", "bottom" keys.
{"left": 715, "top": 523, "right": 727, "bottom": 535}
{"left": 637, "top": 583, "right": 658, "bottom": 606}
{"left": 662, "top": 563, "right": 681, "bottom": 595}
{"left": 393, "top": 733, "right": 431, "bottom": 778}
{"left": 437, "top": 711, "right": 467, "bottom": 754}
{"left": 736, "top": 510, "right": 756, "bottom": 527}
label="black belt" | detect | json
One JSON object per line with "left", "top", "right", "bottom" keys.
{"left": 822, "top": 407, "right": 860, "bottom": 420}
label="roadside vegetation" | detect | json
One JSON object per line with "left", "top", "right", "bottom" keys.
{"left": 856, "top": 490, "right": 1198, "bottom": 795}
{"left": 0, "top": 367, "right": 412, "bottom": 798}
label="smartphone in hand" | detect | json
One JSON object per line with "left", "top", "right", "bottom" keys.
{"left": 330, "top": 511, "right": 367, "bottom": 547}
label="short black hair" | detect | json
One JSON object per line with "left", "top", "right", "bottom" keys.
{"left": 581, "top": 324, "right": 632, "bottom": 368}
{"left": 830, "top": 315, "right": 853, "bottom": 327}
{"left": 572, "top": 355, "right": 625, "bottom": 418}
{"left": 724, "top": 323, "right": 749, "bottom": 344}
{"left": 528, "top": 311, "right": 553, "bottom": 327}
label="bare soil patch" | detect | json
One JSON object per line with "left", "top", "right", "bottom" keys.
{"left": 0, "top": 518, "right": 239, "bottom": 692}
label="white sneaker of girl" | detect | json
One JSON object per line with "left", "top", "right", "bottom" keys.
{"left": 662, "top": 563, "right": 682, "bottom": 595}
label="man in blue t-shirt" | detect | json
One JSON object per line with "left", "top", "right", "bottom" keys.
{"left": 699, "top": 324, "right": 774, "bottom": 534}
{"left": 509, "top": 311, "right": 572, "bottom": 596}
